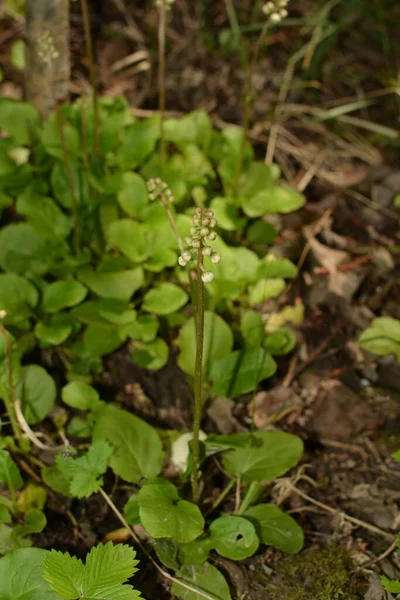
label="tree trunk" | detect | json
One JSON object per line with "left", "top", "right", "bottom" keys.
{"left": 25, "top": 0, "right": 70, "bottom": 118}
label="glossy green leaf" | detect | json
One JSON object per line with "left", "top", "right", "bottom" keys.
{"left": 178, "top": 311, "right": 233, "bottom": 377}
{"left": 50, "top": 162, "right": 87, "bottom": 209}
{"left": 210, "top": 197, "right": 244, "bottom": 231}
{"left": 43, "top": 280, "right": 88, "bottom": 313}
{"left": 138, "top": 479, "right": 204, "bottom": 543}
{"left": 78, "top": 267, "right": 144, "bottom": 301}
{"left": 263, "top": 328, "right": 297, "bottom": 355}
{"left": 61, "top": 381, "right": 101, "bottom": 411}
{"left": 0, "top": 273, "right": 38, "bottom": 328}
{"left": 246, "top": 220, "right": 278, "bottom": 245}
{"left": 209, "top": 515, "right": 259, "bottom": 560}
{"left": 56, "top": 441, "right": 113, "bottom": 498}
{"left": 178, "top": 538, "right": 213, "bottom": 565}
{"left": 83, "top": 325, "right": 124, "bottom": 357}
{"left": 242, "top": 185, "right": 305, "bottom": 217}
{"left": 132, "top": 337, "right": 169, "bottom": 370}
{"left": 223, "top": 430, "right": 303, "bottom": 482}
{"left": 244, "top": 504, "right": 304, "bottom": 554}
{"left": 0, "top": 449, "right": 23, "bottom": 489}
{"left": 0, "top": 548, "right": 61, "bottom": 600}
{"left": 241, "top": 310, "right": 265, "bottom": 348}
{"left": 248, "top": 278, "right": 285, "bottom": 306}
{"left": 92, "top": 404, "right": 163, "bottom": 483}
{"left": 106, "top": 220, "right": 148, "bottom": 264}
{"left": 34, "top": 314, "right": 73, "bottom": 346}
{"left": 42, "top": 115, "right": 80, "bottom": 160}
{"left": 18, "top": 365, "right": 56, "bottom": 425}
{"left": 238, "top": 162, "right": 275, "bottom": 198}
{"left": 0, "top": 99, "right": 39, "bottom": 145}
{"left": 125, "top": 314, "right": 159, "bottom": 342}
{"left": 143, "top": 283, "right": 188, "bottom": 315}
{"left": 0, "top": 223, "right": 51, "bottom": 275}
{"left": 117, "top": 172, "right": 148, "bottom": 219}
{"left": 210, "top": 348, "right": 276, "bottom": 397}
{"left": 16, "top": 192, "right": 71, "bottom": 240}
{"left": 257, "top": 257, "right": 298, "bottom": 279}
{"left": 359, "top": 317, "right": 400, "bottom": 361}
{"left": 0, "top": 329, "right": 21, "bottom": 399}
{"left": 172, "top": 563, "right": 232, "bottom": 600}
{"left": 118, "top": 117, "right": 159, "bottom": 169}
{"left": 124, "top": 495, "right": 141, "bottom": 526}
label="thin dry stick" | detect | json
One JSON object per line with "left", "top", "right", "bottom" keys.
{"left": 353, "top": 537, "right": 398, "bottom": 573}
{"left": 80, "top": 0, "right": 100, "bottom": 156}
{"left": 99, "top": 488, "right": 222, "bottom": 600}
{"left": 14, "top": 400, "right": 65, "bottom": 452}
{"left": 290, "top": 483, "right": 395, "bottom": 541}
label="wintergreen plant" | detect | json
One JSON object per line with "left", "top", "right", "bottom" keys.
{"left": 359, "top": 317, "right": 400, "bottom": 362}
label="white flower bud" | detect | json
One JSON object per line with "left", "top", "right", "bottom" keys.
{"left": 185, "top": 236, "right": 193, "bottom": 246}
{"left": 202, "top": 247, "right": 212, "bottom": 256}
{"left": 207, "top": 231, "right": 217, "bottom": 241}
{"left": 200, "top": 227, "right": 210, "bottom": 237}
{"left": 211, "top": 253, "right": 221, "bottom": 264}
{"left": 280, "top": 8, "right": 288, "bottom": 17}
{"left": 270, "top": 12, "right": 281, "bottom": 22}
{"left": 201, "top": 271, "right": 215, "bottom": 283}
{"left": 193, "top": 217, "right": 200, "bottom": 226}
{"left": 9, "top": 147, "right": 30, "bottom": 166}
{"left": 262, "top": 1, "right": 274, "bottom": 14}
{"left": 192, "top": 239, "right": 201, "bottom": 249}
{"left": 178, "top": 256, "right": 187, "bottom": 267}
{"left": 0, "top": 309, "right": 7, "bottom": 319}
{"left": 190, "top": 227, "right": 197, "bottom": 235}
{"left": 182, "top": 250, "right": 192, "bottom": 262}
{"left": 210, "top": 218, "right": 217, "bottom": 228}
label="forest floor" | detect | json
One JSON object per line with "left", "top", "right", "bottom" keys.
{"left": 1, "top": 1, "right": 400, "bottom": 599}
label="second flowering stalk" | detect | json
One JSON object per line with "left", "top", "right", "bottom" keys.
{"left": 178, "top": 208, "right": 220, "bottom": 502}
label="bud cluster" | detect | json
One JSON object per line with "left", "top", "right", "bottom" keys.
{"left": 178, "top": 208, "right": 221, "bottom": 283}
{"left": 155, "top": 0, "right": 175, "bottom": 10}
{"left": 262, "top": 0, "right": 289, "bottom": 23}
{"left": 37, "top": 31, "right": 59, "bottom": 64}
{"left": 147, "top": 178, "right": 175, "bottom": 204}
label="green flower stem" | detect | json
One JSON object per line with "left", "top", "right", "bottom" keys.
{"left": 237, "top": 482, "right": 267, "bottom": 515}
{"left": 158, "top": 1, "right": 167, "bottom": 163}
{"left": 233, "top": 19, "right": 270, "bottom": 196}
{"left": 191, "top": 251, "right": 205, "bottom": 503}
{"left": 0, "top": 322, "right": 24, "bottom": 450}
{"left": 80, "top": 0, "right": 100, "bottom": 158}
{"left": 54, "top": 104, "right": 81, "bottom": 255}
{"left": 206, "top": 478, "right": 236, "bottom": 516}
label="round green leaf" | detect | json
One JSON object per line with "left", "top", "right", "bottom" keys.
{"left": 138, "top": 479, "right": 204, "bottom": 543}
{"left": 223, "top": 430, "right": 303, "bottom": 483}
{"left": 210, "top": 197, "right": 245, "bottom": 231}
{"left": 132, "top": 337, "right": 168, "bottom": 370}
{"left": 210, "top": 348, "right": 277, "bottom": 397}
{"left": 35, "top": 314, "right": 73, "bottom": 346}
{"left": 43, "top": 281, "right": 87, "bottom": 313}
{"left": 125, "top": 314, "right": 159, "bottom": 342}
{"left": 209, "top": 515, "right": 259, "bottom": 560}
{"left": 0, "top": 99, "right": 39, "bottom": 145}
{"left": 246, "top": 221, "right": 278, "bottom": 245}
{"left": 124, "top": 495, "right": 141, "bottom": 526}
{"left": 257, "top": 257, "right": 298, "bottom": 279}
{"left": 117, "top": 172, "right": 148, "bottom": 219}
{"left": 241, "top": 310, "right": 265, "bottom": 348}
{"left": 83, "top": 325, "right": 124, "bottom": 357}
{"left": 178, "top": 538, "right": 213, "bottom": 565}
{"left": 106, "top": 219, "right": 148, "bottom": 263}
{"left": 62, "top": 381, "right": 100, "bottom": 411}
{"left": 242, "top": 185, "right": 305, "bottom": 217}
{"left": 143, "top": 283, "right": 188, "bottom": 315}
{"left": 172, "top": 563, "right": 232, "bottom": 600}
{"left": 0, "top": 273, "right": 38, "bottom": 328}
{"left": 263, "top": 328, "right": 297, "bottom": 356}
{"left": 93, "top": 404, "right": 163, "bottom": 483}
{"left": 18, "top": 365, "right": 56, "bottom": 425}
{"left": 359, "top": 317, "right": 400, "bottom": 361}
{"left": 0, "top": 223, "right": 50, "bottom": 275}
{"left": 78, "top": 267, "right": 144, "bottom": 301}
{"left": 249, "top": 278, "right": 285, "bottom": 306}
{"left": 178, "top": 311, "right": 233, "bottom": 377}
{"left": 244, "top": 504, "right": 304, "bottom": 554}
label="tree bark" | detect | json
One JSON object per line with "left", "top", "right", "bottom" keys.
{"left": 25, "top": 0, "right": 70, "bottom": 118}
